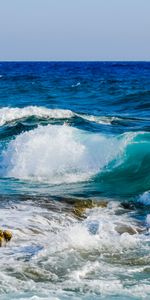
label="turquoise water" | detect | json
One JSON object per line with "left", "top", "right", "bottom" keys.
{"left": 0, "top": 62, "right": 150, "bottom": 299}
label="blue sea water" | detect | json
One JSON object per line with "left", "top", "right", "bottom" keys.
{"left": 0, "top": 62, "right": 150, "bottom": 300}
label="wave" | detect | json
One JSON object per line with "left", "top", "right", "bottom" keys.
{"left": 0, "top": 106, "right": 74, "bottom": 126}
{"left": 79, "top": 114, "right": 122, "bottom": 125}
{"left": 0, "top": 124, "right": 145, "bottom": 188}
{"left": 1, "top": 106, "right": 148, "bottom": 127}
{"left": 0, "top": 124, "right": 127, "bottom": 184}
{"left": 0, "top": 118, "right": 150, "bottom": 194}
{"left": 138, "top": 191, "right": 150, "bottom": 205}
{"left": 95, "top": 132, "right": 150, "bottom": 195}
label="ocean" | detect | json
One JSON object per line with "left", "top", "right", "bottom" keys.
{"left": 0, "top": 62, "right": 150, "bottom": 300}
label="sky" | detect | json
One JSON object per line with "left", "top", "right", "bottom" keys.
{"left": 0, "top": 0, "right": 150, "bottom": 61}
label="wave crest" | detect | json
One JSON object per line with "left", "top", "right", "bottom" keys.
{"left": 1, "top": 106, "right": 146, "bottom": 127}
{"left": 0, "top": 125, "right": 124, "bottom": 184}
{"left": 0, "top": 122, "right": 149, "bottom": 193}
{"left": 0, "top": 106, "right": 74, "bottom": 126}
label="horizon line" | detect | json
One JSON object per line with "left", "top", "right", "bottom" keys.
{"left": 0, "top": 60, "right": 150, "bottom": 63}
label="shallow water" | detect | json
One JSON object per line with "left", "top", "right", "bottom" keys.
{"left": 0, "top": 62, "right": 150, "bottom": 299}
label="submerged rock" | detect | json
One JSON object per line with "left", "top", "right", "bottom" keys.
{"left": 115, "top": 224, "right": 137, "bottom": 235}
{"left": 73, "top": 199, "right": 108, "bottom": 218}
{"left": 0, "top": 230, "right": 12, "bottom": 247}
{"left": 120, "top": 202, "right": 135, "bottom": 210}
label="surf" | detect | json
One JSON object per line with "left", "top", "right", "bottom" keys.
{"left": 0, "top": 124, "right": 123, "bottom": 184}
{"left": 0, "top": 123, "right": 149, "bottom": 197}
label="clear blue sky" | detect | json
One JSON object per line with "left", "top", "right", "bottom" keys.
{"left": 0, "top": 0, "right": 150, "bottom": 61}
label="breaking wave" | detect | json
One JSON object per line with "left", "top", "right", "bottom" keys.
{"left": 0, "top": 106, "right": 147, "bottom": 127}
{"left": 138, "top": 191, "right": 150, "bottom": 205}
{"left": 0, "top": 114, "right": 149, "bottom": 195}
{"left": 0, "top": 124, "right": 125, "bottom": 183}
{"left": 0, "top": 122, "right": 148, "bottom": 189}
{"left": 0, "top": 106, "right": 74, "bottom": 126}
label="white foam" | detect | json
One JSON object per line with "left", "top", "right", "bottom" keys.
{"left": 0, "top": 106, "right": 128, "bottom": 127}
{"left": 0, "top": 106, "right": 74, "bottom": 126}
{"left": 138, "top": 191, "right": 150, "bottom": 205}
{"left": 78, "top": 114, "right": 121, "bottom": 125}
{"left": 0, "top": 199, "right": 149, "bottom": 299}
{"left": 146, "top": 215, "right": 150, "bottom": 227}
{"left": 0, "top": 124, "right": 127, "bottom": 183}
{"left": 71, "top": 82, "right": 81, "bottom": 87}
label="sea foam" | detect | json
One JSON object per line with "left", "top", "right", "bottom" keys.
{"left": 138, "top": 191, "right": 150, "bottom": 205}
{"left": 0, "top": 198, "right": 147, "bottom": 299}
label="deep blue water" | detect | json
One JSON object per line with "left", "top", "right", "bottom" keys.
{"left": 1, "top": 62, "right": 150, "bottom": 119}
{"left": 0, "top": 62, "right": 150, "bottom": 197}
{"left": 0, "top": 62, "right": 150, "bottom": 300}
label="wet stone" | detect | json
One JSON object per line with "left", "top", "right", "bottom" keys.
{"left": 73, "top": 199, "right": 108, "bottom": 218}
{"left": 0, "top": 229, "right": 12, "bottom": 247}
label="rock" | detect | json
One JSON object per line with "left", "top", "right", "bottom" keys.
{"left": 0, "top": 236, "right": 4, "bottom": 247}
{"left": 0, "top": 230, "right": 4, "bottom": 238}
{"left": 3, "top": 230, "right": 12, "bottom": 242}
{"left": 97, "top": 201, "right": 108, "bottom": 208}
{"left": 0, "top": 229, "right": 12, "bottom": 246}
{"left": 73, "top": 199, "right": 108, "bottom": 218}
{"left": 143, "top": 267, "right": 150, "bottom": 273}
{"left": 115, "top": 224, "right": 137, "bottom": 235}
{"left": 120, "top": 202, "right": 135, "bottom": 210}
